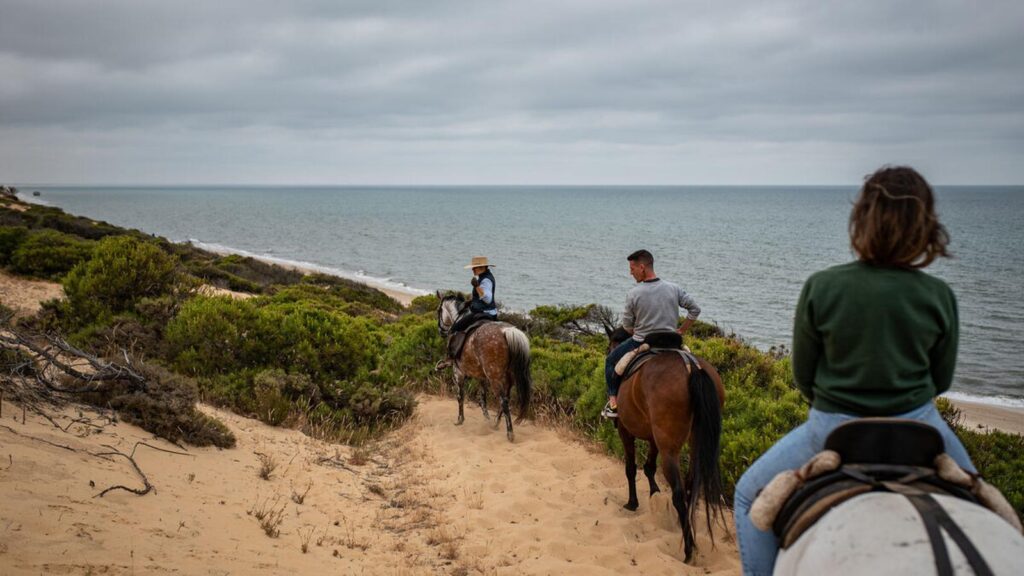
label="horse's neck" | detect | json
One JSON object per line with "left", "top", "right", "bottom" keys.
{"left": 442, "top": 302, "right": 462, "bottom": 329}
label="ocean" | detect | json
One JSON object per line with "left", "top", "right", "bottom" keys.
{"left": 18, "top": 185, "right": 1024, "bottom": 407}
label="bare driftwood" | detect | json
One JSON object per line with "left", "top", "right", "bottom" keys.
{"left": 0, "top": 324, "right": 189, "bottom": 498}
{"left": 0, "top": 327, "right": 145, "bottom": 391}
{"left": 93, "top": 442, "right": 190, "bottom": 498}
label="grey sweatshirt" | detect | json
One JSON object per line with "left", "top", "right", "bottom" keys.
{"left": 622, "top": 278, "right": 701, "bottom": 341}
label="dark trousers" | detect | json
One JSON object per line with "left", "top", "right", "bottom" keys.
{"left": 605, "top": 338, "right": 642, "bottom": 396}
{"left": 450, "top": 310, "right": 495, "bottom": 334}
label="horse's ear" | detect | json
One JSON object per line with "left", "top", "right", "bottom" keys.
{"left": 435, "top": 289, "right": 442, "bottom": 299}
{"left": 602, "top": 323, "right": 613, "bottom": 337}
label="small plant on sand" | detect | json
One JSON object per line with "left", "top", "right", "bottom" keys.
{"left": 291, "top": 480, "right": 313, "bottom": 504}
{"left": 349, "top": 444, "right": 372, "bottom": 466}
{"left": 463, "top": 486, "right": 484, "bottom": 510}
{"left": 256, "top": 452, "right": 278, "bottom": 480}
{"left": 297, "top": 524, "right": 315, "bottom": 553}
{"left": 247, "top": 495, "right": 286, "bottom": 538}
{"left": 338, "top": 516, "right": 370, "bottom": 550}
{"left": 426, "top": 526, "right": 460, "bottom": 561}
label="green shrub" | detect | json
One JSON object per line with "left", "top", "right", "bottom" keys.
{"left": 0, "top": 226, "right": 29, "bottom": 266}
{"left": 28, "top": 205, "right": 128, "bottom": 240}
{"left": 957, "top": 428, "right": 1024, "bottom": 516}
{"left": 10, "top": 229, "right": 94, "bottom": 279}
{"left": 164, "top": 296, "right": 266, "bottom": 376}
{"left": 75, "top": 362, "right": 235, "bottom": 448}
{"left": 299, "top": 273, "right": 403, "bottom": 313}
{"left": 63, "top": 235, "right": 180, "bottom": 323}
{"left": 377, "top": 314, "right": 447, "bottom": 391}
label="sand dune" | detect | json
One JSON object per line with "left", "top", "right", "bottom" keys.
{"left": 0, "top": 395, "right": 738, "bottom": 575}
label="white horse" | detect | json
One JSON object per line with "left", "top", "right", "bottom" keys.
{"left": 758, "top": 419, "right": 1024, "bottom": 575}
{"left": 775, "top": 491, "right": 1024, "bottom": 575}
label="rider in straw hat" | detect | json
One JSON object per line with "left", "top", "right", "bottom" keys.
{"left": 450, "top": 256, "right": 498, "bottom": 334}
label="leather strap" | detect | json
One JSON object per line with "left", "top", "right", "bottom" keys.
{"left": 907, "top": 494, "right": 994, "bottom": 576}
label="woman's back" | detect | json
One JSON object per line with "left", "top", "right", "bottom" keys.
{"left": 793, "top": 260, "right": 958, "bottom": 416}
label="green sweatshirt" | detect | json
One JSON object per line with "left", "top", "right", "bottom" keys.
{"left": 792, "top": 261, "right": 958, "bottom": 416}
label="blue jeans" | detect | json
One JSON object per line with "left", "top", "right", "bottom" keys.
{"left": 605, "top": 338, "right": 642, "bottom": 396}
{"left": 733, "top": 403, "right": 976, "bottom": 576}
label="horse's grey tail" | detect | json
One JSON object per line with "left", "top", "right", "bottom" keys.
{"left": 503, "top": 327, "right": 532, "bottom": 423}
{"left": 688, "top": 365, "right": 725, "bottom": 542}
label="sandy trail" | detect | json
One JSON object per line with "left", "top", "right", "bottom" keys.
{"left": 0, "top": 395, "right": 738, "bottom": 575}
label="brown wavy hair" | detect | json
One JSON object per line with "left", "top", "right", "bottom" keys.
{"left": 849, "top": 166, "right": 950, "bottom": 269}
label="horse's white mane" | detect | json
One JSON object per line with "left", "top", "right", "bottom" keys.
{"left": 439, "top": 296, "right": 462, "bottom": 331}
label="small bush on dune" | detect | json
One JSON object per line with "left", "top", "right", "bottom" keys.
{"left": 63, "top": 235, "right": 181, "bottom": 324}
{"left": 378, "top": 314, "right": 446, "bottom": 392}
{"left": 164, "top": 296, "right": 266, "bottom": 376}
{"left": 74, "top": 362, "right": 235, "bottom": 448}
{"left": 9, "top": 229, "right": 94, "bottom": 279}
{"left": 300, "top": 273, "right": 403, "bottom": 313}
{"left": 0, "top": 226, "right": 29, "bottom": 266}
{"left": 28, "top": 205, "right": 127, "bottom": 240}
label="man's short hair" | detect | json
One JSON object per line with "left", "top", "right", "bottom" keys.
{"left": 627, "top": 249, "right": 654, "bottom": 266}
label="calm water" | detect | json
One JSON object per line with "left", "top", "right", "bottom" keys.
{"left": 20, "top": 185, "right": 1024, "bottom": 406}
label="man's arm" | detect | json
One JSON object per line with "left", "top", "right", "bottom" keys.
{"left": 676, "top": 288, "right": 701, "bottom": 334}
{"left": 478, "top": 278, "right": 494, "bottom": 305}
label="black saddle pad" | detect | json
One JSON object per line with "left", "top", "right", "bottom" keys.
{"left": 643, "top": 331, "right": 682, "bottom": 349}
{"left": 825, "top": 418, "right": 944, "bottom": 467}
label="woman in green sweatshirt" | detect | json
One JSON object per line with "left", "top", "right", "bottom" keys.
{"left": 733, "top": 166, "right": 976, "bottom": 576}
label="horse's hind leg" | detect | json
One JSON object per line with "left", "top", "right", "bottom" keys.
{"left": 643, "top": 443, "right": 660, "bottom": 496}
{"left": 618, "top": 425, "right": 640, "bottom": 511}
{"left": 662, "top": 451, "right": 695, "bottom": 563}
{"left": 478, "top": 387, "right": 490, "bottom": 420}
{"left": 500, "top": 393, "right": 514, "bottom": 442}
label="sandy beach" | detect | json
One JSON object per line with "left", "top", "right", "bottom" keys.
{"left": 0, "top": 395, "right": 740, "bottom": 575}
{"left": 951, "top": 399, "right": 1024, "bottom": 436}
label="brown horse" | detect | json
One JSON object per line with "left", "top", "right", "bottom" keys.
{"left": 437, "top": 293, "right": 532, "bottom": 441}
{"left": 606, "top": 326, "right": 727, "bottom": 563}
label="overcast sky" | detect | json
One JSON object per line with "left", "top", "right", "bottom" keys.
{"left": 2, "top": 0, "right": 1022, "bottom": 185}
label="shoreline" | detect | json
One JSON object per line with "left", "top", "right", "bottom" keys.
{"left": 949, "top": 399, "right": 1024, "bottom": 436}
{"left": 192, "top": 243, "right": 422, "bottom": 307}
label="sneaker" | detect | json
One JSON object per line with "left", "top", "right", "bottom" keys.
{"left": 601, "top": 402, "right": 618, "bottom": 419}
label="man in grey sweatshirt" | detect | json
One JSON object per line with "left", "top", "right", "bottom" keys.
{"left": 602, "top": 249, "right": 701, "bottom": 418}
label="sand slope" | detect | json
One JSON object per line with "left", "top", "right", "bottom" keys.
{"left": 0, "top": 396, "right": 738, "bottom": 575}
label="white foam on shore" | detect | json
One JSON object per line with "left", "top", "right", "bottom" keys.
{"left": 187, "top": 239, "right": 432, "bottom": 300}
{"left": 942, "top": 391, "right": 1024, "bottom": 409}
{"left": 13, "top": 191, "right": 54, "bottom": 207}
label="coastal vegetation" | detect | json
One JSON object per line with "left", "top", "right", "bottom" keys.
{"left": 1, "top": 190, "right": 1021, "bottom": 519}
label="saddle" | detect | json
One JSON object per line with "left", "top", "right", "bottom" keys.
{"left": 446, "top": 317, "right": 495, "bottom": 360}
{"left": 771, "top": 419, "right": 978, "bottom": 549}
{"left": 615, "top": 330, "right": 695, "bottom": 381}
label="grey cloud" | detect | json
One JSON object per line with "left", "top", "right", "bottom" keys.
{"left": 1, "top": 0, "right": 1022, "bottom": 183}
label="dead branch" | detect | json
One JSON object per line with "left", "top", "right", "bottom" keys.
{"left": 316, "top": 455, "right": 360, "bottom": 474}
{"left": 91, "top": 441, "right": 190, "bottom": 498}
{"left": 0, "top": 422, "right": 79, "bottom": 452}
{"left": 0, "top": 328, "right": 145, "bottom": 394}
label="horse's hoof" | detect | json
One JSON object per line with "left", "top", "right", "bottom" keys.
{"left": 455, "top": 417, "right": 464, "bottom": 426}
{"left": 623, "top": 501, "right": 639, "bottom": 512}
{"left": 683, "top": 552, "right": 694, "bottom": 564}
{"left": 506, "top": 432, "right": 514, "bottom": 442}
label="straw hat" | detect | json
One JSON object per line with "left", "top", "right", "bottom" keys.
{"left": 464, "top": 256, "right": 494, "bottom": 269}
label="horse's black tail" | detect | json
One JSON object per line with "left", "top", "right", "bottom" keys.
{"left": 503, "top": 327, "right": 532, "bottom": 423}
{"left": 687, "top": 363, "right": 726, "bottom": 542}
